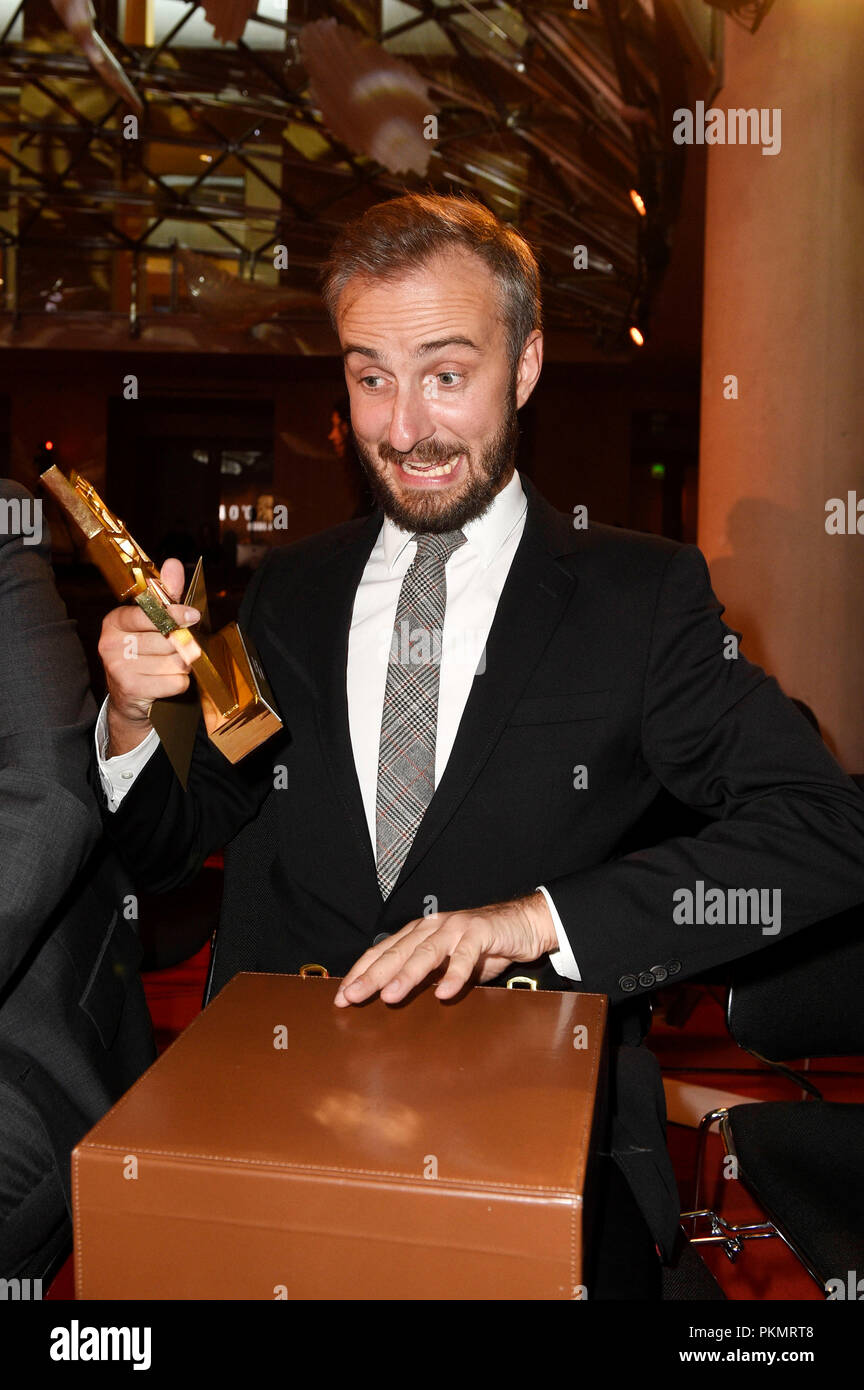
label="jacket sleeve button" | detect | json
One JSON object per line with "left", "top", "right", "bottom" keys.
{"left": 650, "top": 964, "right": 668, "bottom": 984}
{"left": 618, "top": 974, "right": 638, "bottom": 993}
{"left": 638, "top": 971, "right": 656, "bottom": 989}
{"left": 666, "top": 959, "right": 682, "bottom": 976}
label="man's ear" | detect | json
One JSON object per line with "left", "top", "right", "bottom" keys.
{"left": 515, "top": 331, "right": 543, "bottom": 408}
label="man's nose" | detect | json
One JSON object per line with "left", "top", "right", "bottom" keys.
{"left": 387, "top": 384, "right": 436, "bottom": 454}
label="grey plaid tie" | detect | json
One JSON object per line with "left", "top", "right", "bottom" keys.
{"left": 375, "top": 528, "right": 468, "bottom": 899}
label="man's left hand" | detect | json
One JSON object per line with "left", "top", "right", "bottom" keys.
{"left": 333, "top": 891, "right": 557, "bottom": 1007}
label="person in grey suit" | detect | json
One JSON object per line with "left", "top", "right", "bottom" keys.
{"left": 0, "top": 478, "right": 155, "bottom": 1280}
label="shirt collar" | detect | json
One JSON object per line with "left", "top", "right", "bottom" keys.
{"left": 381, "top": 469, "right": 527, "bottom": 573}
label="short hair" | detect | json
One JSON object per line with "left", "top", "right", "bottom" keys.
{"left": 320, "top": 192, "right": 542, "bottom": 369}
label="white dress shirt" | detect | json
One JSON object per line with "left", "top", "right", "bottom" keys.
{"left": 96, "top": 469, "right": 580, "bottom": 980}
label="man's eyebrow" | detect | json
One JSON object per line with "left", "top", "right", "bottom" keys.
{"left": 343, "top": 344, "right": 385, "bottom": 362}
{"left": 343, "top": 337, "right": 481, "bottom": 362}
{"left": 413, "top": 336, "right": 481, "bottom": 357}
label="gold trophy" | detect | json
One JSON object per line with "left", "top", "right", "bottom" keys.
{"left": 40, "top": 466, "right": 282, "bottom": 788}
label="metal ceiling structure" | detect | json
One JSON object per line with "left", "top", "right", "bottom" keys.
{"left": 0, "top": 0, "right": 721, "bottom": 352}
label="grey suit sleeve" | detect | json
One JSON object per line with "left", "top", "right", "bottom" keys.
{"left": 0, "top": 479, "right": 101, "bottom": 991}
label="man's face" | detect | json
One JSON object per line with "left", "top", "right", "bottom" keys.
{"left": 338, "top": 249, "right": 542, "bottom": 533}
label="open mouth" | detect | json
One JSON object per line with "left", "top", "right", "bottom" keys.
{"left": 395, "top": 452, "right": 465, "bottom": 484}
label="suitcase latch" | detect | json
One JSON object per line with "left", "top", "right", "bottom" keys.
{"left": 506, "top": 975, "right": 538, "bottom": 990}
{"left": 299, "top": 963, "right": 329, "bottom": 978}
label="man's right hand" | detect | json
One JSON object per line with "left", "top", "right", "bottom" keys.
{"left": 98, "top": 557, "right": 202, "bottom": 758}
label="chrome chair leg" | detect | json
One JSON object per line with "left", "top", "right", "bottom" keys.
{"left": 692, "top": 1106, "right": 729, "bottom": 1212}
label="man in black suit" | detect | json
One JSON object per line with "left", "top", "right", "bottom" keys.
{"left": 0, "top": 479, "right": 155, "bottom": 1280}
{"left": 93, "top": 194, "right": 864, "bottom": 1298}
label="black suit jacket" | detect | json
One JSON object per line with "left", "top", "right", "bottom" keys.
{"left": 0, "top": 480, "right": 155, "bottom": 1220}
{"left": 97, "top": 474, "right": 864, "bottom": 1258}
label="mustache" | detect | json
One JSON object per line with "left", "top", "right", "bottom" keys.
{"left": 376, "top": 439, "right": 469, "bottom": 465}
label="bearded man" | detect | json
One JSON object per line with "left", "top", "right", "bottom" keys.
{"left": 94, "top": 193, "right": 864, "bottom": 1300}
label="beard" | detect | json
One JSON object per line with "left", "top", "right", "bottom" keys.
{"left": 352, "top": 380, "right": 521, "bottom": 534}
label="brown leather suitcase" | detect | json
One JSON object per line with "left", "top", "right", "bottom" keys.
{"left": 73, "top": 972, "right": 607, "bottom": 1300}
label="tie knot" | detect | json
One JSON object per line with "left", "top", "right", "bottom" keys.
{"left": 412, "top": 529, "right": 467, "bottom": 567}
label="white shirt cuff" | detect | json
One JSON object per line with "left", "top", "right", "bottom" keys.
{"left": 95, "top": 696, "right": 160, "bottom": 812}
{"left": 536, "top": 884, "right": 581, "bottom": 982}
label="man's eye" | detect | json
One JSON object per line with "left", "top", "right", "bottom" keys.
{"left": 360, "top": 375, "right": 384, "bottom": 389}
{"left": 438, "top": 372, "right": 461, "bottom": 387}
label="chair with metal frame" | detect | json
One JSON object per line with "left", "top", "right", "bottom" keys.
{"left": 680, "top": 899, "right": 864, "bottom": 1295}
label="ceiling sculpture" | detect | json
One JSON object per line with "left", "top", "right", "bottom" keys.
{"left": 0, "top": 0, "right": 721, "bottom": 353}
